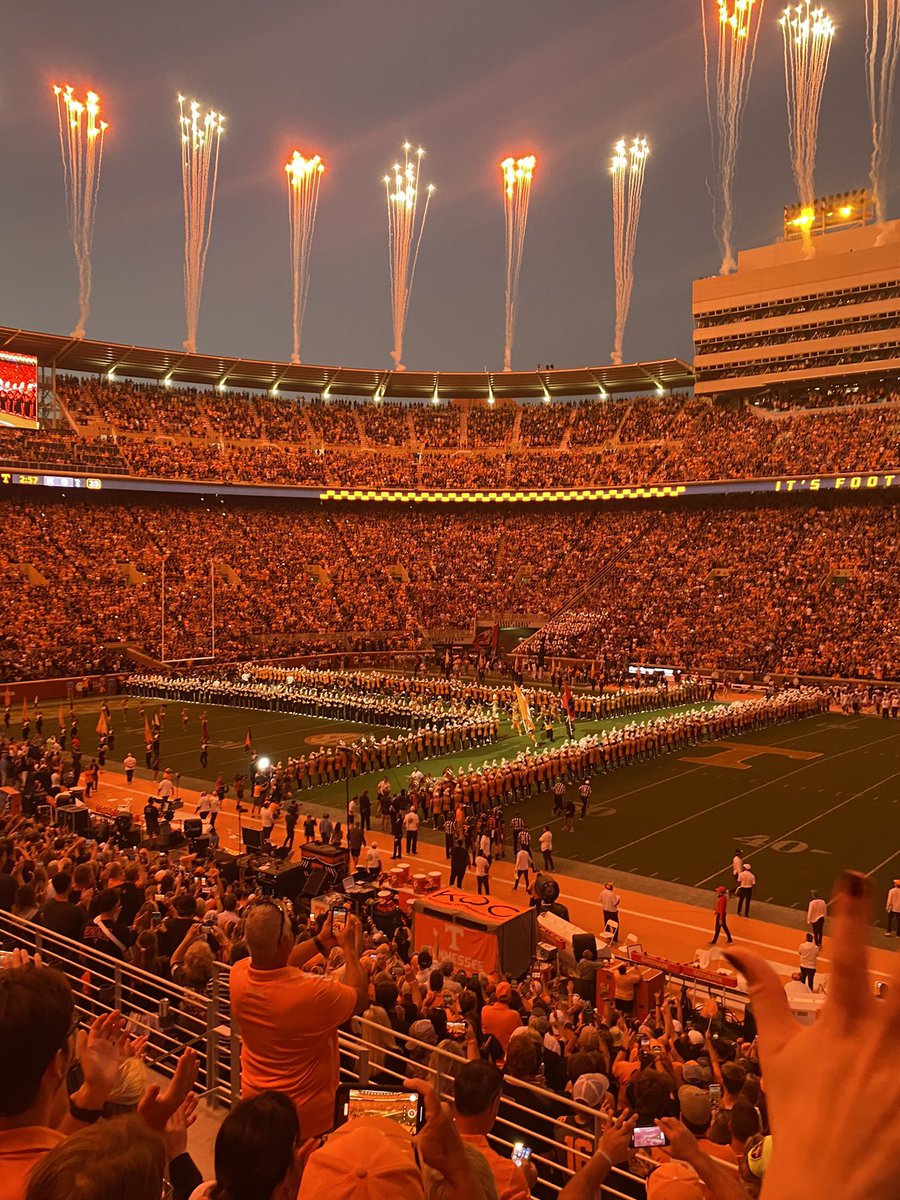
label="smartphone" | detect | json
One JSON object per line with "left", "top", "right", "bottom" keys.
{"left": 150, "top": 912, "right": 162, "bottom": 927}
{"left": 335, "top": 1086, "right": 425, "bottom": 1133}
{"left": 331, "top": 906, "right": 350, "bottom": 933}
{"left": 632, "top": 1126, "right": 667, "bottom": 1149}
{"left": 512, "top": 1142, "right": 533, "bottom": 1167}
{"left": 447, "top": 1019, "right": 467, "bottom": 1038}
{"left": 709, "top": 1084, "right": 722, "bottom": 1103}
{"left": 639, "top": 1036, "right": 650, "bottom": 1050}
{"left": 652, "top": 1044, "right": 663, "bottom": 1056}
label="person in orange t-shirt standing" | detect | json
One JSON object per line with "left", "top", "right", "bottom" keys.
{"left": 480, "top": 981, "right": 522, "bottom": 1053}
{"left": 229, "top": 903, "right": 367, "bottom": 1138}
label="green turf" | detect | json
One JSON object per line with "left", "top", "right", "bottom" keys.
{"left": 61, "top": 696, "right": 900, "bottom": 929}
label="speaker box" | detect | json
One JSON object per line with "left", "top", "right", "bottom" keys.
{"left": 183, "top": 817, "right": 202, "bottom": 839}
{"left": 188, "top": 835, "right": 210, "bottom": 857}
{"left": 256, "top": 861, "right": 308, "bottom": 900}
{"left": 300, "top": 866, "right": 327, "bottom": 897}
{"left": 572, "top": 932, "right": 598, "bottom": 962}
{"left": 215, "top": 852, "right": 240, "bottom": 886}
{"left": 57, "top": 805, "right": 89, "bottom": 835}
{"left": 115, "top": 813, "right": 133, "bottom": 833}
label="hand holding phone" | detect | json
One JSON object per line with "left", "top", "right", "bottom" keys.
{"left": 632, "top": 1125, "right": 667, "bottom": 1149}
{"left": 331, "top": 906, "right": 350, "bottom": 933}
{"left": 512, "top": 1142, "right": 532, "bottom": 1167}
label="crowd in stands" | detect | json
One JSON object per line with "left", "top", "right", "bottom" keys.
{"left": 414, "top": 406, "right": 461, "bottom": 449}
{"left": 467, "top": 404, "right": 516, "bottom": 448}
{"left": 0, "top": 430, "right": 128, "bottom": 474}
{"left": 519, "top": 503, "right": 900, "bottom": 680}
{"left": 0, "top": 747, "right": 895, "bottom": 1200}
{"left": 3, "top": 378, "right": 896, "bottom": 493}
{"left": 2, "top": 492, "right": 899, "bottom": 681}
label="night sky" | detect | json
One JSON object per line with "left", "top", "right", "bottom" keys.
{"left": 0, "top": 1, "right": 885, "bottom": 374}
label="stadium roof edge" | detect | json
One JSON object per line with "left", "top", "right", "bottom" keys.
{"left": 0, "top": 326, "right": 694, "bottom": 399}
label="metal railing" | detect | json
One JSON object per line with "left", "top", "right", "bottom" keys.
{"left": 0, "top": 910, "right": 233, "bottom": 1109}
{"left": 1, "top": 910, "right": 745, "bottom": 1197}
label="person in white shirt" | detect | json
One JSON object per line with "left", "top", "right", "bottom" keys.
{"left": 807, "top": 890, "right": 827, "bottom": 946}
{"left": 798, "top": 933, "right": 819, "bottom": 989}
{"left": 513, "top": 846, "right": 533, "bottom": 892}
{"left": 886, "top": 879, "right": 900, "bottom": 936}
{"left": 540, "top": 826, "right": 554, "bottom": 871}
{"left": 403, "top": 807, "right": 419, "bottom": 855}
{"left": 366, "top": 841, "right": 383, "bottom": 876}
{"left": 736, "top": 863, "right": 756, "bottom": 917}
{"left": 731, "top": 849, "right": 743, "bottom": 893}
{"left": 479, "top": 831, "right": 491, "bottom": 859}
{"left": 475, "top": 852, "right": 491, "bottom": 896}
{"left": 600, "top": 883, "right": 621, "bottom": 941}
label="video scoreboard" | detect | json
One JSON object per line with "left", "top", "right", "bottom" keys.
{"left": 0, "top": 351, "right": 38, "bottom": 429}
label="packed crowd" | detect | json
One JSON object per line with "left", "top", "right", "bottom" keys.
{"left": 516, "top": 503, "right": 900, "bottom": 680}
{"left": 6, "top": 380, "right": 900, "bottom": 493}
{"left": 1, "top": 759, "right": 894, "bottom": 1200}
{"left": 2, "top": 492, "right": 899, "bottom": 682}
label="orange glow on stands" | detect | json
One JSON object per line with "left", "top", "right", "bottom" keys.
{"left": 52, "top": 84, "right": 108, "bottom": 339}
{"left": 285, "top": 151, "right": 325, "bottom": 365}
{"left": 500, "top": 154, "right": 536, "bottom": 372}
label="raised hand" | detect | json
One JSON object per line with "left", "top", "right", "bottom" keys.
{"left": 724, "top": 871, "right": 900, "bottom": 1200}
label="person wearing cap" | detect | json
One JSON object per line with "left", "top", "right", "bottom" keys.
{"left": 454, "top": 1059, "right": 535, "bottom": 1199}
{"left": 886, "top": 879, "right": 900, "bottom": 936}
{"left": 555, "top": 1073, "right": 611, "bottom": 1176}
{"left": 806, "top": 890, "right": 827, "bottom": 946}
{"left": 709, "top": 888, "right": 733, "bottom": 946}
{"left": 676, "top": 1086, "right": 737, "bottom": 1165}
{"left": 229, "top": 906, "right": 367, "bottom": 1138}
{"left": 480, "top": 981, "right": 522, "bottom": 1053}
{"left": 298, "top": 1079, "right": 488, "bottom": 1200}
{"left": 735, "top": 864, "right": 755, "bottom": 918}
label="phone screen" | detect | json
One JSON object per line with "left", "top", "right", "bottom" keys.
{"left": 632, "top": 1126, "right": 667, "bottom": 1149}
{"left": 512, "top": 1142, "right": 532, "bottom": 1166}
{"left": 447, "top": 1020, "right": 467, "bottom": 1037}
{"left": 339, "top": 1087, "right": 424, "bottom": 1132}
{"left": 331, "top": 907, "right": 349, "bottom": 932}
{"left": 709, "top": 1084, "right": 722, "bottom": 1102}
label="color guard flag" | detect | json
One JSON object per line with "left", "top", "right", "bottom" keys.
{"left": 96, "top": 710, "right": 109, "bottom": 736}
{"left": 245, "top": 728, "right": 253, "bottom": 754}
{"left": 514, "top": 686, "right": 536, "bottom": 742}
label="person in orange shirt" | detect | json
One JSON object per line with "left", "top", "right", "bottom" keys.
{"left": 480, "top": 982, "right": 523, "bottom": 1053}
{"left": 454, "top": 1059, "right": 535, "bottom": 1200}
{"left": 229, "top": 903, "right": 367, "bottom": 1138}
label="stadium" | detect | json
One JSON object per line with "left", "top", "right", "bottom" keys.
{"left": 1, "top": 4, "right": 899, "bottom": 1200}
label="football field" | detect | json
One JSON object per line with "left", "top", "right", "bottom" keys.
{"left": 67, "top": 696, "right": 900, "bottom": 931}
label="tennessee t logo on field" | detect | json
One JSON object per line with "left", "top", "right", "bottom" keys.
{"left": 679, "top": 741, "right": 822, "bottom": 771}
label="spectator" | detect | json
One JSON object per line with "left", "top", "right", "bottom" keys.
{"left": 229, "top": 904, "right": 367, "bottom": 1137}
{"left": 454, "top": 1059, "right": 535, "bottom": 1200}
